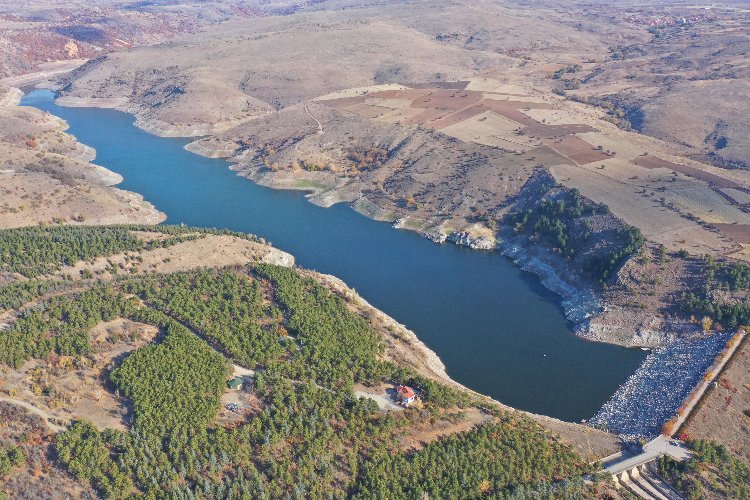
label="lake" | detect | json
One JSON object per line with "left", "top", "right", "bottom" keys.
{"left": 22, "top": 89, "right": 645, "bottom": 421}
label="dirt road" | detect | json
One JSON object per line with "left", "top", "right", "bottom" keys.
{"left": 304, "top": 102, "right": 324, "bottom": 134}
{"left": 0, "top": 397, "right": 68, "bottom": 433}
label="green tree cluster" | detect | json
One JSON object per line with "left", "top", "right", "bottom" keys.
{"left": 354, "top": 416, "right": 591, "bottom": 498}
{"left": 0, "top": 285, "right": 135, "bottom": 368}
{"left": 110, "top": 318, "right": 229, "bottom": 435}
{"left": 0, "top": 279, "right": 64, "bottom": 312}
{"left": 254, "top": 264, "right": 384, "bottom": 389}
{"left": 659, "top": 440, "right": 750, "bottom": 499}
{"left": 507, "top": 187, "right": 643, "bottom": 283}
{"left": 0, "top": 226, "right": 141, "bottom": 277}
{"left": 56, "top": 421, "right": 133, "bottom": 498}
{"left": 124, "top": 270, "right": 284, "bottom": 368}
{"left": 0, "top": 445, "right": 24, "bottom": 478}
{"left": 681, "top": 258, "right": 750, "bottom": 328}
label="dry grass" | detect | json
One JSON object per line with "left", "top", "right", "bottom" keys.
{"left": 0, "top": 93, "right": 164, "bottom": 229}
{"left": 50, "top": 234, "right": 294, "bottom": 281}
{"left": 683, "top": 338, "right": 750, "bottom": 462}
{"left": 0, "top": 318, "right": 159, "bottom": 432}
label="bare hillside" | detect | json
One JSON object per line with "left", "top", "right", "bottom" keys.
{"left": 0, "top": 85, "right": 164, "bottom": 228}
{"left": 56, "top": 0, "right": 641, "bottom": 135}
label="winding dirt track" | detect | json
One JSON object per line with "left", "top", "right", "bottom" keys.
{"left": 304, "top": 102, "right": 324, "bottom": 134}
{"left": 0, "top": 397, "right": 68, "bottom": 432}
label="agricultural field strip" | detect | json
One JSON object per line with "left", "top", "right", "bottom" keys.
{"left": 557, "top": 161, "right": 747, "bottom": 240}
{"left": 550, "top": 163, "right": 732, "bottom": 254}
{"left": 421, "top": 95, "right": 750, "bottom": 209}
{"left": 318, "top": 83, "right": 744, "bottom": 253}
{"left": 330, "top": 89, "right": 560, "bottom": 132}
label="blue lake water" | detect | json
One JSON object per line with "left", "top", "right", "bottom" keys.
{"left": 22, "top": 89, "right": 645, "bottom": 421}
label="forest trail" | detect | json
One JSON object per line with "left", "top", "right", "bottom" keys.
{"left": 0, "top": 397, "right": 68, "bottom": 432}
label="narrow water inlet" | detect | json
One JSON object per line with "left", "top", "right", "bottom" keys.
{"left": 21, "top": 89, "right": 646, "bottom": 422}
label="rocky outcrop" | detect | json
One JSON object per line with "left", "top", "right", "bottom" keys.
{"left": 499, "top": 235, "right": 602, "bottom": 326}
{"left": 583, "top": 308, "right": 699, "bottom": 348}
{"left": 446, "top": 231, "right": 496, "bottom": 250}
{"left": 260, "top": 246, "right": 295, "bottom": 267}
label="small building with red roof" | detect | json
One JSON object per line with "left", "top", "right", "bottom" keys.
{"left": 395, "top": 385, "right": 417, "bottom": 406}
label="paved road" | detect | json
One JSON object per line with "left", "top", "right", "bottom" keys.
{"left": 606, "top": 435, "right": 691, "bottom": 476}
{"left": 354, "top": 390, "right": 403, "bottom": 412}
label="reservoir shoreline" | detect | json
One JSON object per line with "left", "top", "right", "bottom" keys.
{"left": 21, "top": 88, "right": 647, "bottom": 423}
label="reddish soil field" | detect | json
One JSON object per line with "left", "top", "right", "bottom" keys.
{"left": 632, "top": 156, "right": 744, "bottom": 190}
{"left": 481, "top": 100, "right": 554, "bottom": 126}
{"left": 527, "top": 145, "right": 573, "bottom": 165}
{"left": 371, "top": 89, "right": 429, "bottom": 100}
{"left": 407, "top": 90, "right": 483, "bottom": 110}
{"left": 547, "top": 136, "right": 610, "bottom": 165}
{"left": 324, "top": 88, "right": 569, "bottom": 138}
{"left": 484, "top": 107, "right": 538, "bottom": 126}
{"left": 342, "top": 102, "right": 389, "bottom": 119}
{"left": 402, "top": 107, "right": 454, "bottom": 125}
{"left": 714, "top": 223, "right": 750, "bottom": 244}
{"left": 428, "top": 104, "right": 487, "bottom": 129}
{"left": 520, "top": 123, "right": 598, "bottom": 139}
{"left": 367, "top": 90, "right": 404, "bottom": 99}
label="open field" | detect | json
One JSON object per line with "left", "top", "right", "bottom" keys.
{"left": 50, "top": 233, "right": 294, "bottom": 280}
{"left": 564, "top": 1, "right": 750, "bottom": 169}
{"left": 440, "top": 111, "right": 538, "bottom": 151}
{"left": 0, "top": 156, "right": 163, "bottom": 229}
{"left": 0, "top": 318, "right": 159, "bottom": 432}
